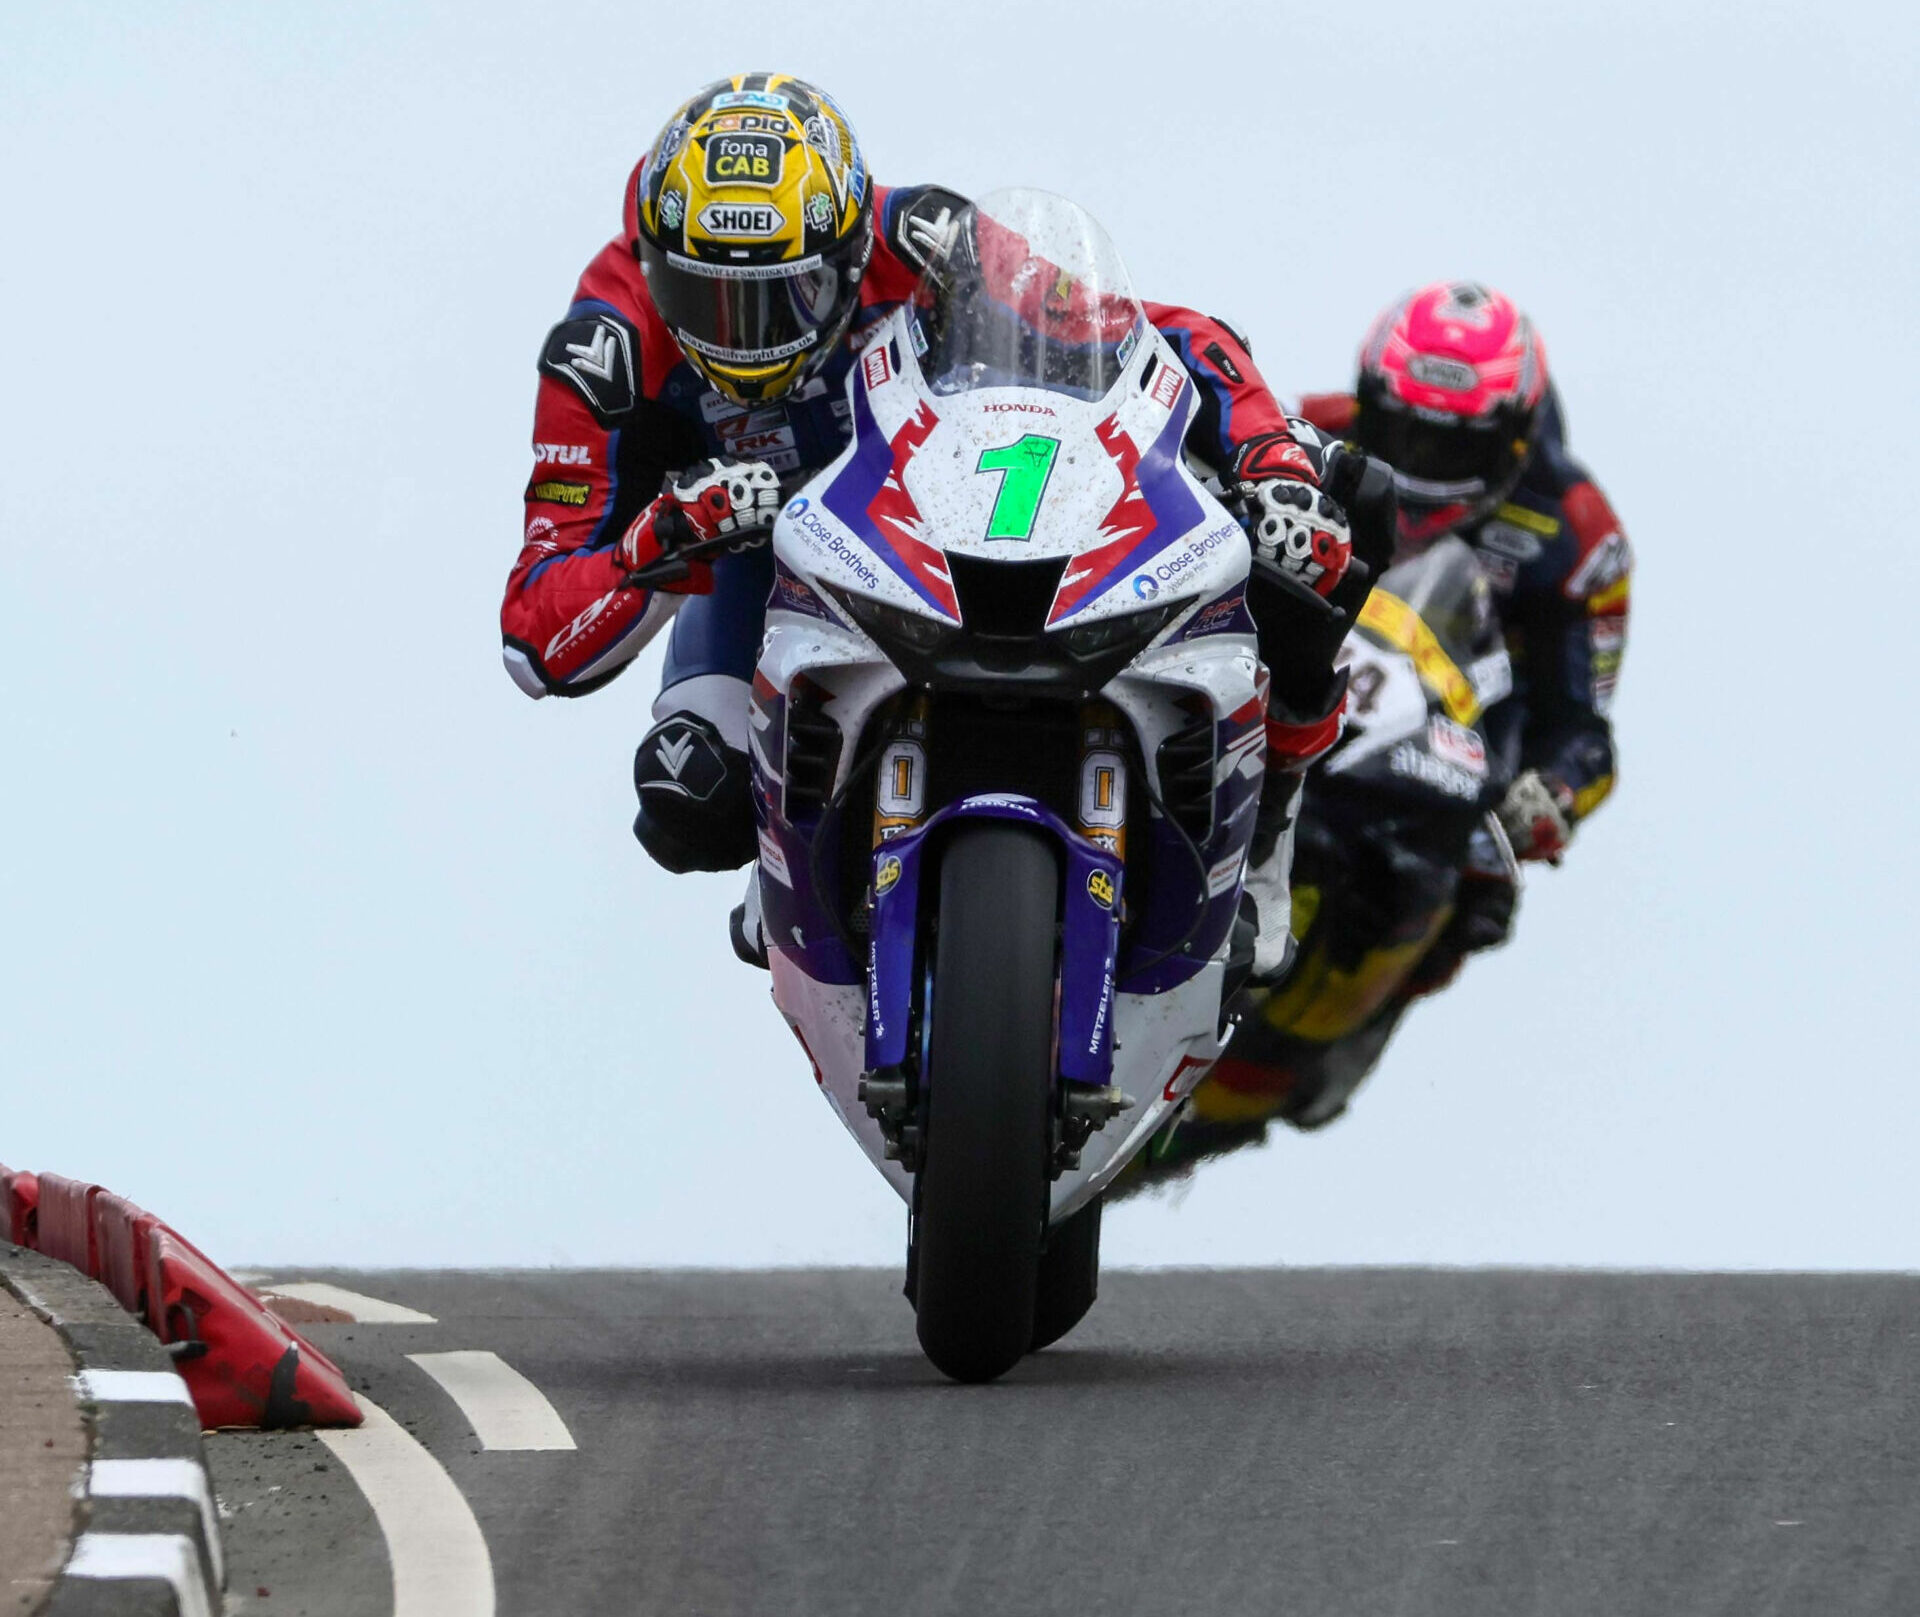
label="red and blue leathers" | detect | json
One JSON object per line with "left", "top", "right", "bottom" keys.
{"left": 499, "top": 166, "right": 1341, "bottom": 767}
{"left": 1299, "top": 387, "right": 1628, "bottom": 825}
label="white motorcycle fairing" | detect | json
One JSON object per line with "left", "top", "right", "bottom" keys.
{"left": 749, "top": 293, "right": 1268, "bottom": 1222}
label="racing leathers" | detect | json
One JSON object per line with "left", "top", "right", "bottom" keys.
{"left": 501, "top": 166, "right": 1358, "bottom": 879}
{"left": 1299, "top": 384, "right": 1630, "bottom": 982}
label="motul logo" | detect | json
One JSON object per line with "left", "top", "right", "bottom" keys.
{"left": 533, "top": 443, "right": 590, "bottom": 465}
{"left": 698, "top": 201, "right": 785, "bottom": 238}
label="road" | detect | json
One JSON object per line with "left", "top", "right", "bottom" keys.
{"left": 207, "top": 1268, "right": 1920, "bottom": 1615}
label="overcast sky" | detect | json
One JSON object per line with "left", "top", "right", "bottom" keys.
{"left": 3, "top": 2, "right": 1916, "bottom": 1269}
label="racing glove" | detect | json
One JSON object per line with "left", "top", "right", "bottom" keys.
{"left": 1237, "top": 476, "right": 1353, "bottom": 600}
{"left": 615, "top": 457, "right": 781, "bottom": 593}
{"left": 1498, "top": 769, "right": 1576, "bottom": 863}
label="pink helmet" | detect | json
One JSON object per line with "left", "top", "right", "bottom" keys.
{"left": 1353, "top": 282, "right": 1549, "bottom": 545}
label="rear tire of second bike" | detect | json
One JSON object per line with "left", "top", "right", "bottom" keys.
{"left": 913, "top": 824, "right": 1059, "bottom": 1384}
{"left": 1030, "top": 1196, "right": 1102, "bottom": 1352}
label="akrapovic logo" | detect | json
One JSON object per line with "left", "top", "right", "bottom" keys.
{"left": 698, "top": 202, "right": 785, "bottom": 238}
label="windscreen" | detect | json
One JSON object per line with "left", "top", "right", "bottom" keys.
{"left": 914, "top": 188, "right": 1146, "bottom": 403}
{"left": 1376, "top": 536, "right": 1500, "bottom": 668}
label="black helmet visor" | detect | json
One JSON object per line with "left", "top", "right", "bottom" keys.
{"left": 639, "top": 239, "right": 857, "bottom": 373}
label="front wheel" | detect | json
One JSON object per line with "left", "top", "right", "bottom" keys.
{"left": 913, "top": 825, "right": 1059, "bottom": 1383}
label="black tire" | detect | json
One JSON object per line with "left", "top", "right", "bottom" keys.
{"left": 1030, "top": 1196, "right": 1101, "bottom": 1351}
{"left": 913, "top": 825, "right": 1059, "bottom": 1383}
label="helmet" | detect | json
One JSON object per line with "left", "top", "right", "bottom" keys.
{"left": 631, "top": 73, "right": 873, "bottom": 404}
{"left": 1351, "top": 282, "right": 1548, "bottom": 547}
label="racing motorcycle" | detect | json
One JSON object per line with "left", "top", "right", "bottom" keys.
{"left": 1116, "top": 536, "right": 1520, "bottom": 1194}
{"left": 742, "top": 189, "right": 1270, "bottom": 1381}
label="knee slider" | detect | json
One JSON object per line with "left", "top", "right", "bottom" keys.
{"left": 632, "top": 712, "right": 757, "bottom": 873}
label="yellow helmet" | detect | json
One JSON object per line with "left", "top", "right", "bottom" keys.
{"left": 632, "top": 73, "right": 873, "bottom": 405}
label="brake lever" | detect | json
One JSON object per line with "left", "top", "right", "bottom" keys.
{"left": 1248, "top": 556, "right": 1353, "bottom": 626}
{"left": 621, "top": 493, "right": 780, "bottom": 587}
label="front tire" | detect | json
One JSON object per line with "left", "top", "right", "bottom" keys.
{"left": 913, "top": 825, "right": 1059, "bottom": 1383}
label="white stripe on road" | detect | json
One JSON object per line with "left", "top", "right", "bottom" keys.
{"left": 74, "top": 1369, "right": 195, "bottom": 1406}
{"left": 318, "top": 1397, "right": 495, "bottom": 1617}
{"left": 260, "top": 1282, "right": 438, "bottom": 1323}
{"left": 407, "top": 1351, "right": 577, "bottom": 1452}
{"left": 63, "top": 1533, "right": 212, "bottom": 1617}
{"left": 89, "top": 1458, "right": 225, "bottom": 1585}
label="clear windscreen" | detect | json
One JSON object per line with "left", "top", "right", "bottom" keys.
{"left": 914, "top": 188, "right": 1146, "bottom": 403}
{"left": 1377, "top": 536, "right": 1501, "bottom": 667}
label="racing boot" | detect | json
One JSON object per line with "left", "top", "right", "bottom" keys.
{"left": 632, "top": 686, "right": 757, "bottom": 873}
{"left": 729, "top": 869, "right": 770, "bottom": 970}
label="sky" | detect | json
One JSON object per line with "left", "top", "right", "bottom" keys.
{"left": 3, "top": 2, "right": 1917, "bottom": 1269}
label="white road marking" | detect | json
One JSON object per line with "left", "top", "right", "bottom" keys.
{"left": 63, "top": 1532, "right": 213, "bottom": 1617}
{"left": 260, "top": 1282, "right": 437, "bottom": 1324}
{"left": 74, "top": 1369, "right": 195, "bottom": 1406}
{"left": 318, "top": 1397, "right": 495, "bottom": 1617}
{"left": 407, "top": 1350, "right": 577, "bottom": 1452}
{"left": 89, "top": 1458, "right": 225, "bottom": 1584}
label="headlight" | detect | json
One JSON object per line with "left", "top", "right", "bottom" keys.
{"left": 826, "top": 587, "right": 954, "bottom": 654}
{"left": 1054, "top": 602, "right": 1176, "bottom": 662}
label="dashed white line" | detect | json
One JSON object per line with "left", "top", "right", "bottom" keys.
{"left": 407, "top": 1350, "right": 577, "bottom": 1452}
{"left": 318, "top": 1397, "right": 495, "bottom": 1617}
{"left": 74, "top": 1369, "right": 196, "bottom": 1406}
{"left": 63, "top": 1532, "right": 213, "bottom": 1617}
{"left": 259, "top": 1282, "right": 437, "bottom": 1324}
{"left": 89, "top": 1458, "right": 226, "bottom": 1584}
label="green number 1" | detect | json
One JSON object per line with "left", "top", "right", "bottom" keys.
{"left": 976, "top": 434, "right": 1061, "bottom": 541}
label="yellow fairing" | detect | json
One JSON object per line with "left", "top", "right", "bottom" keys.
{"left": 1357, "top": 591, "right": 1482, "bottom": 726}
{"left": 1255, "top": 887, "right": 1454, "bottom": 1044}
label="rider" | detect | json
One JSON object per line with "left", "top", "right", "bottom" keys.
{"left": 500, "top": 72, "right": 1372, "bottom": 961}
{"left": 1297, "top": 280, "right": 1630, "bottom": 988}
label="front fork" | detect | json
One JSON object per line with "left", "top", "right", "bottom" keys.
{"left": 857, "top": 699, "right": 1136, "bottom": 1179}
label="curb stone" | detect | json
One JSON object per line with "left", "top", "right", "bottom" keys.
{"left": 1, "top": 1245, "right": 224, "bottom": 1617}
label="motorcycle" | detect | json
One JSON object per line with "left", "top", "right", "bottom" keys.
{"left": 1116, "top": 535, "right": 1520, "bottom": 1194}
{"left": 744, "top": 189, "right": 1271, "bottom": 1381}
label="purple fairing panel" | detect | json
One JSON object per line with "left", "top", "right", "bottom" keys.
{"left": 818, "top": 378, "right": 954, "bottom": 617}
{"left": 1115, "top": 696, "right": 1266, "bottom": 994}
{"left": 865, "top": 795, "right": 1124, "bottom": 1088}
{"left": 750, "top": 679, "right": 863, "bottom": 988}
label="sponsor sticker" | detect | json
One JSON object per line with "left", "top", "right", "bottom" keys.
{"left": 1389, "top": 742, "right": 1481, "bottom": 800}
{"left": 1132, "top": 574, "right": 1160, "bottom": 599}
{"left": 704, "top": 132, "right": 784, "bottom": 185}
{"left": 528, "top": 479, "right": 591, "bottom": 507}
{"left": 657, "top": 189, "right": 685, "bottom": 231}
{"left": 697, "top": 201, "right": 786, "bottom": 238}
{"left": 863, "top": 344, "right": 892, "bottom": 391}
{"left": 1407, "top": 353, "right": 1479, "bottom": 391}
{"left": 875, "top": 854, "right": 902, "bottom": 895}
{"left": 712, "top": 90, "right": 789, "bottom": 111}
{"left": 806, "top": 190, "right": 833, "bottom": 231}
{"left": 1428, "top": 715, "right": 1487, "bottom": 773}
{"left": 1086, "top": 869, "right": 1116, "bottom": 910}
{"left": 1189, "top": 591, "right": 1247, "bottom": 635}
{"left": 533, "top": 442, "right": 591, "bottom": 466}
{"left": 1150, "top": 365, "right": 1184, "bottom": 409}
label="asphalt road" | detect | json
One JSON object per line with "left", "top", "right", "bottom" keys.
{"left": 207, "top": 1268, "right": 1920, "bottom": 1616}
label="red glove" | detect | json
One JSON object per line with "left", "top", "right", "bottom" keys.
{"left": 616, "top": 457, "right": 781, "bottom": 593}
